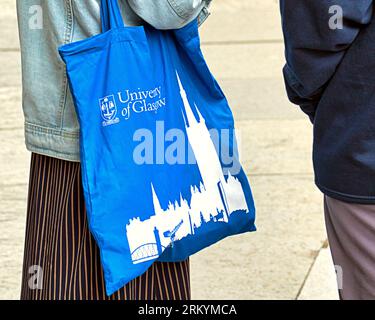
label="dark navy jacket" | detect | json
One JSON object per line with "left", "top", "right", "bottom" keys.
{"left": 280, "top": 0, "right": 375, "bottom": 203}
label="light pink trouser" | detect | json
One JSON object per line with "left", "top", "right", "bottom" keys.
{"left": 324, "top": 195, "right": 375, "bottom": 300}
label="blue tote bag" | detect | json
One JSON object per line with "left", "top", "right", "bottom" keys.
{"left": 59, "top": 0, "right": 256, "bottom": 295}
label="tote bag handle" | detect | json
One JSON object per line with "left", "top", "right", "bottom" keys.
{"left": 100, "top": 0, "right": 124, "bottom": 32}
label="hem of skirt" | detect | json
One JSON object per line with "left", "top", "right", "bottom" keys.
{"left": 316, "top": 181, "right": 375, "bottom": 204}
{"left": 25, "top": 121, "right": 80, "bottom": 162}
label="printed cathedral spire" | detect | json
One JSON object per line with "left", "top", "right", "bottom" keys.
{"left": 125, "top": 71, "right": 249, "bottom": 264}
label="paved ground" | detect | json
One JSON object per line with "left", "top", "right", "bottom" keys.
{"left": 0, "top": 0, "right": 338, "bottom": 300}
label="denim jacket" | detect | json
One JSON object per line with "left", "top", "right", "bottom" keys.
{"left": 17, "top": 0, "right": 211, "bottom": 162}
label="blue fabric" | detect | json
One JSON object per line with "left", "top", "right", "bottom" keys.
{"left": 280, "top": 1, "right": 375, "bottom": 204}
{"left": 59, "top": 0, "right": 255, "bottom": 295}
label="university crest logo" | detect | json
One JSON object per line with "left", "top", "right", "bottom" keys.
{"left": 99, "top": 95, "right": 120, "bottom": 127}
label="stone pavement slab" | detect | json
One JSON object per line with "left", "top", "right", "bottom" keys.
{"left": 191, "top": 172, "right": 325, "bottom": 299}
{"left": 298, "top": 247, "right": 339, "bottom": 300}
{"left": 200, "top": 0, "right": 283, "bottom": 43}
{"left": 0, "top": 53, "right": 21, "bottom": 88}
{"left": 200, "top": 43, "right": 303, "bottom": 121}
{"left": 0, "top": 0, "right": 19, "bottom": 49}
{"left": 191, "top": 118, "right": 328, "bottom": 300}
{"left": 0, "top": 127, "right": 29, "bottom": 300}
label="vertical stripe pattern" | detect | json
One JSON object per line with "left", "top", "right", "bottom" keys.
{"left": 20, "top": 153, "right": 190, "bottom": 300}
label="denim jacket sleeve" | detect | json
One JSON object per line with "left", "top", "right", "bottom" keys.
{"left": 127, "top": 0, "right": 212, "bottom": 29}
{"left": 280, "top": 0, "right": 373, "bottom": 122}
{"left": 16, "top": 0, "right": 213, "bottom": 162}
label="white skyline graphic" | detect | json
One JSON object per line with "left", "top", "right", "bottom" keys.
{"left": 126, "top": 72, "right": 249, "bottom": 264}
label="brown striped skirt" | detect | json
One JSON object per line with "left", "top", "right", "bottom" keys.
{"left": 20, "top": 152, "right": 190, "bottom": 300}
